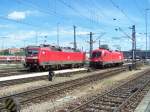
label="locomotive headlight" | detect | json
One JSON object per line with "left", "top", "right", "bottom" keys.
{"left": 42, "top": 51, "right": 45, "bottom": 54}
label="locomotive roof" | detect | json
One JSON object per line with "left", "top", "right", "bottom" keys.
{"left": 26, "top": 44, "right": 81, "bottom": 52}
{"left": 93, "top": 48, "right": 108, "bottom": 51}
{"left": 93, "top": 48, "right": 122, "bottom": 53}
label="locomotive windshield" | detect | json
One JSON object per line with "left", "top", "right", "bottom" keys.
{"left": 26, "top": 49, "right": 39, "bottom": 56}
{"left": 92, "top": 51, "right": 101, "bottom": 58}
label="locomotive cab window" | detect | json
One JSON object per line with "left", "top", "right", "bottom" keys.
{"left": 26, "top": 49, "right": 39, "bottom": 56}
{"left": 92, "top": 51, "right": 101, "bottom": 58}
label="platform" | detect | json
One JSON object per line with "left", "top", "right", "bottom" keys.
{"left": 135, "top": 89, "right": 150, "bottom": 112}
{"left": 0, "top": 68, "right": 87, "bottom": 82}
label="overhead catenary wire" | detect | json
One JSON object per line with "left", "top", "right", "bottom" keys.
{"left": 15, "top": 0, "right": 58, "bottom": 17}
{"left": 58, "top": 0, "right": 102, "bottom": 26}
{"left": 0, "top": 0, "right": 66, "bottom": 29}
{"left": 90, "top": 0, "right": 108, "bottom": 18}
{"left": 58, "top": 0, "right": 105, "bottom": 31}
{"left": 134, "top": 0, "right": 145, "bottom": 17}
{"left": 13, "top": 0, "right": 120, "bottom": 31}
{"left": 14, "top": 0, "right": 90, "bottom": 29}
{"left": 93, "top": 32, "right": 106, "bottom": 42}
{"left": 14, "top": 0, "right": 71, "bottom": 26}
{"left": 79, "top": 0, "right": 104, "bottom": 24}
{"left": 0, "top": 16, "right": 40, "bottom": 28}
{"left": 16, "top": 0, "right": 102, "bottom": 27}
{"left": 109, "top": 0, "right": 136, "bottom": 24}
{"left": 0, "top": 16, "right": 54, "bottom": 47}
{"left": 0, "top": 0, "right": 63, "bottom": 33}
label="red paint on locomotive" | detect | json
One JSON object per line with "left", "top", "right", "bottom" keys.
{"left": 90, "top": 48, "right": 124, "bottom": 67}
{"left": 25, "top": 45, "right": 85, "bottom": 70}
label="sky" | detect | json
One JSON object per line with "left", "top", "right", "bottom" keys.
{"left": 0, "top": 0, "right": 150, "bottom": 51}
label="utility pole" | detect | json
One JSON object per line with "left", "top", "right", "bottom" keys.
{"left": 73, "top": 25, "right": 77, "bottom": 51}
{"left": 82, "top": 46, "right": 83, "bottom": 51}
{"left": 99, "top": 40, "right": 101, "bottom": 48}
{"left": 44, "top": 36, "right": 47, "bottom": 45}
{"left": 23, "top": 40, "right": 26, "bottom": 48}
{"left": 0, "top": 37, "right": 8, "bottom": 54}
{"left": 132, "top": 25, "right": 136, "bottom": 69}
{"left": 90, "top": 32, "right": 93, "bottom": 58}
{"left": 36, "top": 32, "right": 38, "bottom": 46}
{"left": 145, "top": 9, "right": 149, "bottom": 59}
{"left": 57, "top": 23, "right": 60, "bottom": 46}
{"left": 149, "top": 35, "right": 150, "bottom": 50}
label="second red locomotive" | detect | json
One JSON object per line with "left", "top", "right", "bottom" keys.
{"left": 90, "top": 48, "right": 124, "bottom": 68}
{"left": 25, "top": 45, "right": 85, "bottom": 71}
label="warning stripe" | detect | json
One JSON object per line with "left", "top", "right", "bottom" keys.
{"left": 5, "top": 98, "right": 13, "bottom": 109}
{"left": 11, "top": 105, "right": 17, "bottom": 111}
{"left": 4, "top": 98, "right": 17, "bottom": 111}
{"left": 8, "top": 102, "right": 16, "bottom": 110}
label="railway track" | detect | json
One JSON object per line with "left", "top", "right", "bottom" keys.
{"left": 0, "top": 68, "right": 87, "bottom": 87}
{"left": 0, "top": 75, "right": 48, "bottom": 87}
{"left": 0, "top": 64, "right": 23, "bottom": 70}
{"left": 0, "top": 62, "right": 130, "bottom": 77}
{"left": 0, "top": 67, "right": 125, "bottom": 111}
{"left": 0, "top": 68, "right": 29, "bottom": 77}
{"left": 64, "top": 69, "right": 150, "bottom": 112}
{"left": 0, "top": 70, "right": 29, "bottom": 78}
{"left": 0, "top": 66, "right": 127, "bottom": 87}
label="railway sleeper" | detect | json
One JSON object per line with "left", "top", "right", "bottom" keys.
{"left": 110, "top": 88, "right": 132, "bottom": 94}
{"left": 97, "top": 100, "right": 122, "bottom": 105}
{"left": 111, "top": 89, "right": 135, "bottom": 93}
{"left": 119, "top": 102, "right": 138, "bottom": 111}
{"left": 84, "top": 108, "right": 101, "bottom": 112}
{"left": 119, "top": 95, "right": 131, "bottom": 99}
{"left": 107, "top": 92, "right": 131, "bottom": 97}
{"left": 104, "top": 94, "right": 129, "bottom": 99}
{"left": 93, "top": 101, "right": 120, "bottom": 107}
{"left": 88, "top": 104, "right": 115, "bottom": 111}
{"left": 102, "top": 96, "right": 124, "bottom": 102}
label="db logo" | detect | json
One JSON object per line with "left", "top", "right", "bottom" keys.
{"left": 67, "top": 56, "right": 70, "bottom": 59}
{"left": 42, "top": 51, "right": 45, "bottom": 54}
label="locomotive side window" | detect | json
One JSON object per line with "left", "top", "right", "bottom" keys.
{"left": 92, "top": 51, "right": 101, "bottom": 58}
{"left": 32, "top": 50, "right": 38, "bottom": 55}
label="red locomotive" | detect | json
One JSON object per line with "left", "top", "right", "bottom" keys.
{"left": 90, "top": 48, "right": 124, "bottom": 68}
{"left": 25, "top": 45, "right": 85, "bottom": 71}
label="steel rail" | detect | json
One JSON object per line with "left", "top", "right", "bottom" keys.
{"left": 68, "top": 69, "right": 150, "bottom": 112}
{"left": 0, "top": 68, "right": 125, "bottom": 111}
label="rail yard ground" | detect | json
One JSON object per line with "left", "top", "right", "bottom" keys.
{"left": 0, "top": 63, "right": 24, "bottom": 70}
{"left": 23, "top": 66, "right": 149, "bottom": 112}
{"left": 1, "top": 0, "right": 150, "bottom": 111}
{"left": 0, "top": 65, "right": 149, "bottom": 112}
{"left": 0, "top": 67, "right": 122, "bottom": 96}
